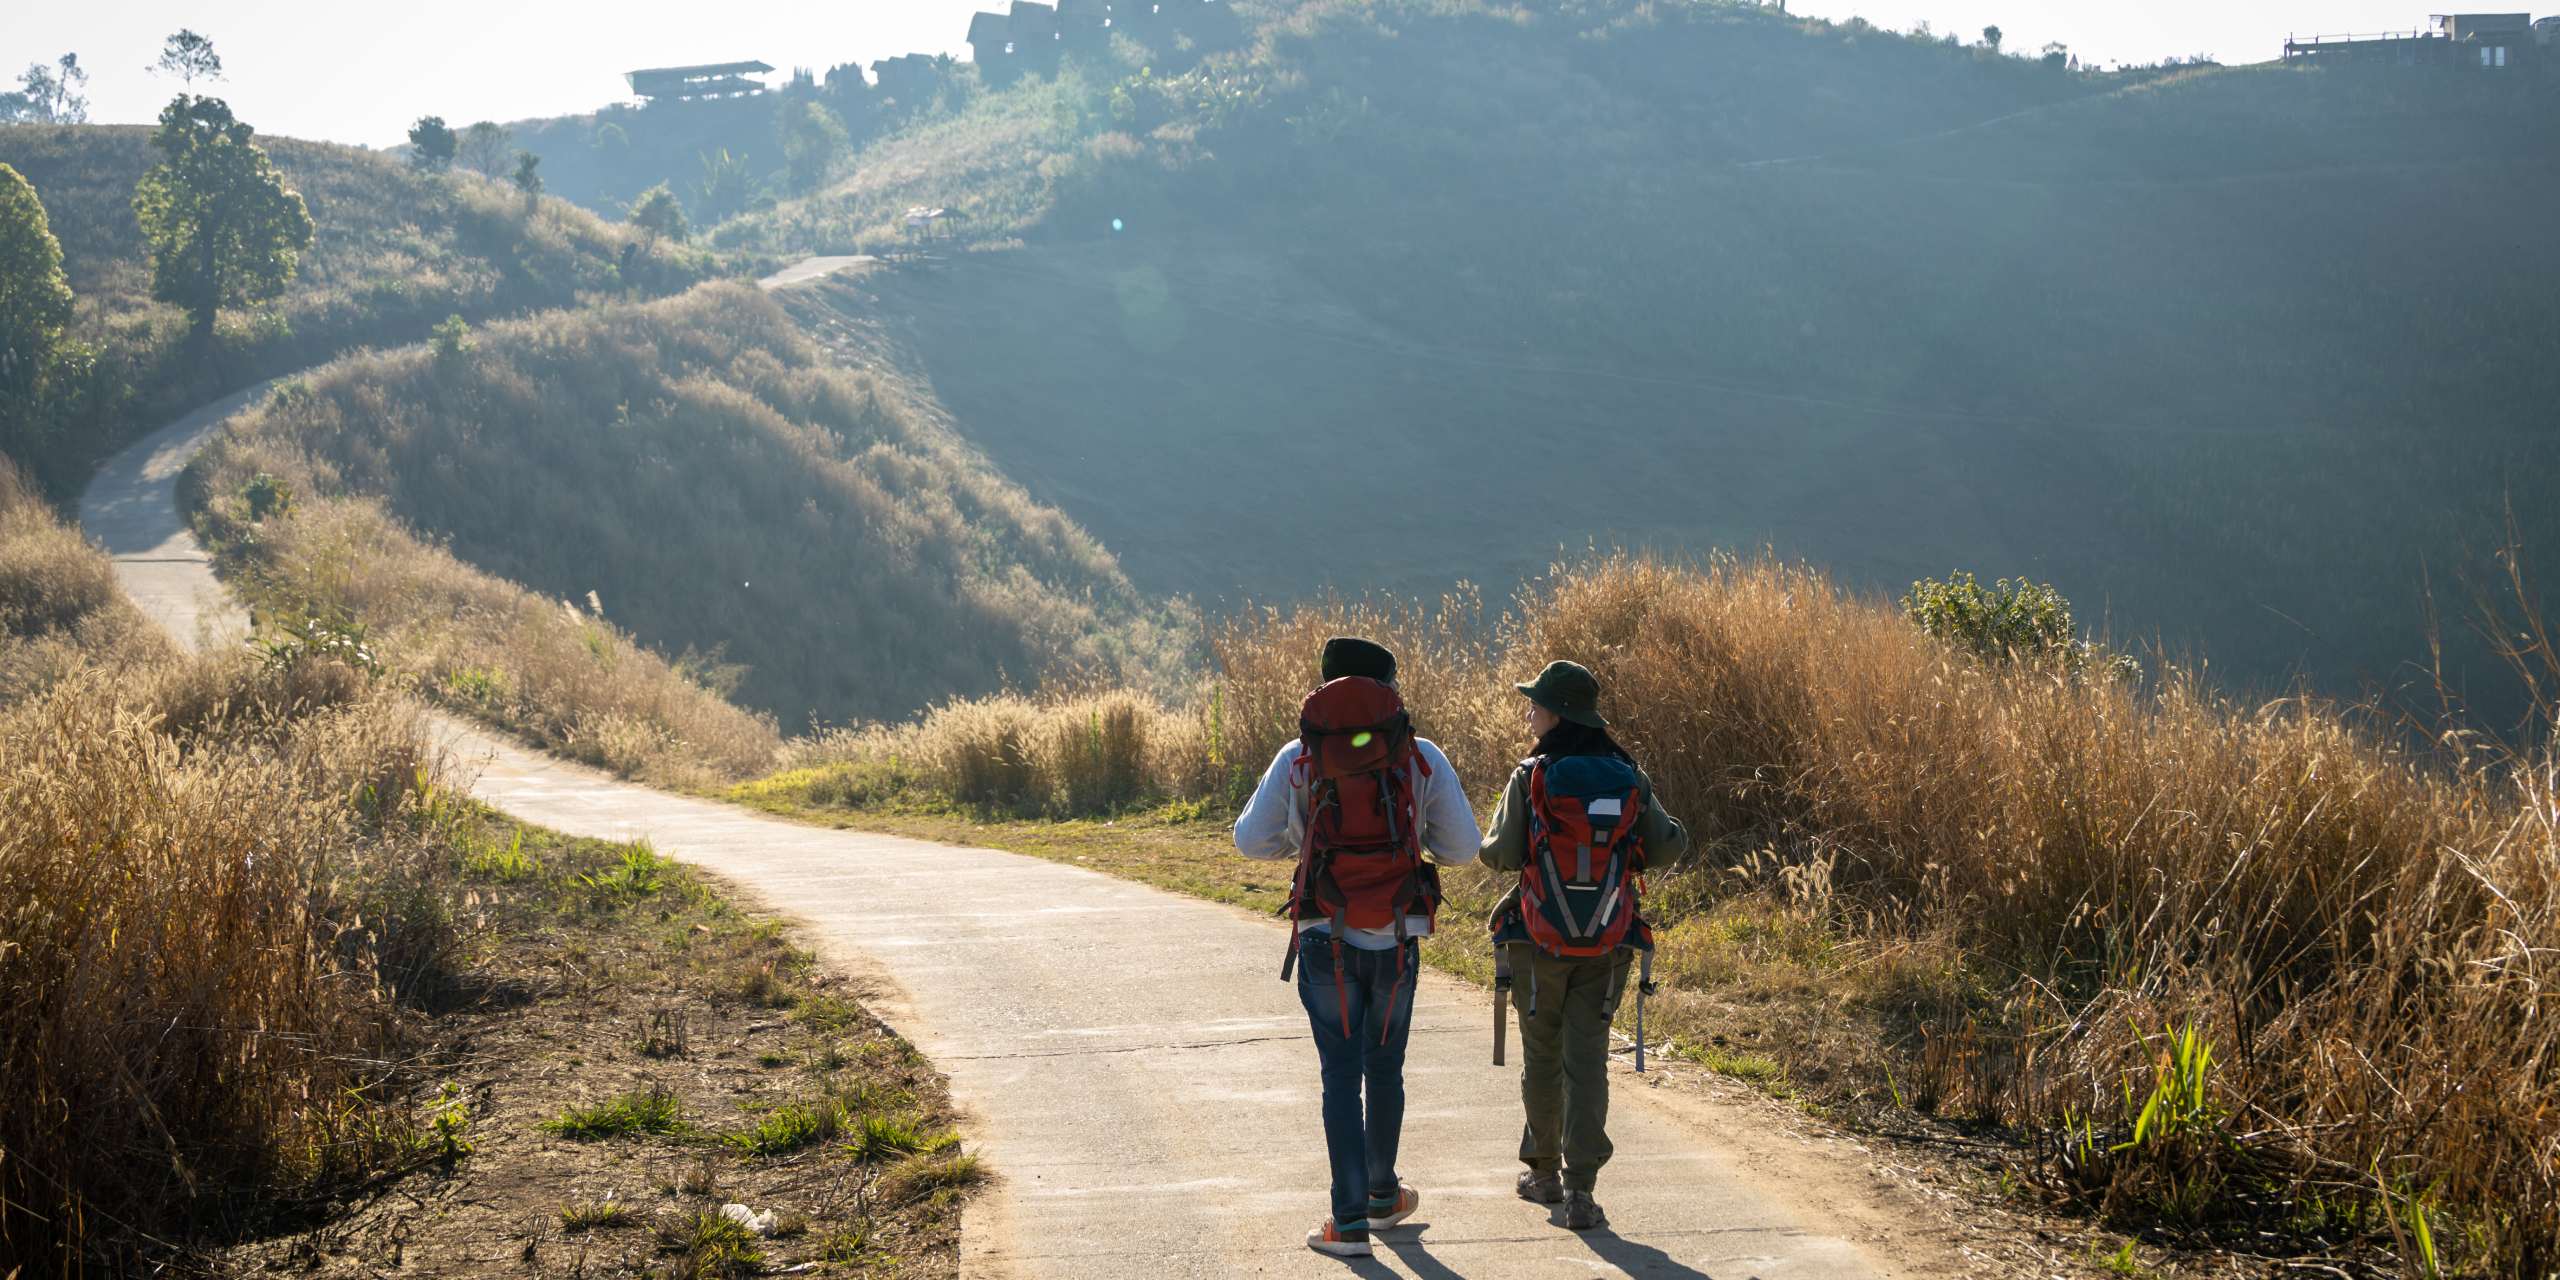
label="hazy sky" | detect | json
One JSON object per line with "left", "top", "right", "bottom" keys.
{"left": 5, "top": 1, "right": 2477, "bottom": 148}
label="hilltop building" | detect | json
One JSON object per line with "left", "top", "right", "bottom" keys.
{"left": 624, "top": 61, "right": 775, "bottom": 102}
{"left": 870, "top": 53, "right": 951, "bottom": 103}
{"left": 2283, "top": 12, "right": 2545, "bottom": 68}
{"left": 963, "top": 0, "right": 1239, "bottom": 82}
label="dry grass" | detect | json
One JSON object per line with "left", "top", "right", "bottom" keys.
{"left": 0, "top": 481, "right": 465, "bottom": 1268}
{"left": 182, "top": 281, "right": 1181, "bottom": 748}
{"left": 190, "top": 489, "right": 782, "bottom": 788}
{"left": 0, "top": 461, "right": 171, "bottom": 696}
{"left": 752, "top": 551, "right": 2560, "bottom": 1272}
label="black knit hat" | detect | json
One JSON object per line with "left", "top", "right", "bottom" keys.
{"left": 1516, "top": 660, "right": 1606, "bottom": 728}
{"left": 1320, "top": 636, "right": 1397, "bottom": 684}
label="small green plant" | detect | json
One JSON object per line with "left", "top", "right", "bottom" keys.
{"left": 579, "top": 842, "right": 665, "bottom": 899}
{"left": 817, "top": 1224, "right": 874, "bottom": 1264}
{"left": 241, "top": 471, "right": 292, "bottom": 522}
{"left": 542, "top": 1086, "right": 683, "bottom": 1140}
{"left": 430, "top": 313, "right": 472, "bottom": 362}
{"left": 463, "top": 829, "right": 540, "bottom": 881}
{"left": 559, "top": 1196, "right": 631, "bottom": 1232}
{"left": 255, "top": 612, "right": 381, "bottom": 677}
{"left": 425, "top": 1081, "right": 473, "bottom": 1161}
{"left": 654, "top": 1209, "right": 762, "bottom": 1279}
{"left": 847, "top": 1112, "right": 955, "bottom": 1163}
{"left": 727, "top": 1097, "right": 846, "bottom": 1156}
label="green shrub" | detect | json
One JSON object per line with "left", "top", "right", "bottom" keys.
{"left": 1901, "top": 571, "right": 2132, "bottom": 679}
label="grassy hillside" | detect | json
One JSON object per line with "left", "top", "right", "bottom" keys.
{"left": 725, "top": 0, "right": 2560, "bottom": 717}
{"left": 0, "top": 124, "right": 719, "bottom": 497}
{"left": 187, "top": 279, "right": 1182, "bottom": 739}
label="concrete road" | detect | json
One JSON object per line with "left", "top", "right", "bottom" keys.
{"left": 79, "top": 259, "right": 1920, "bottom": 1279}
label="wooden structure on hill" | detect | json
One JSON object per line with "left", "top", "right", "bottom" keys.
{"left": 963, "top": 0, "right": 1238, "bottom": 81}
{"left": 625, "top": 61, "right": 774, "bottom": 102}
{"left": 2284, "top": 12, "right": 2543, "bottom": 68}
{"left": 870, "top": 53, "right": 949, "bottom": 102}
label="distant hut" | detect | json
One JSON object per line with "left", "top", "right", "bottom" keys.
{"left": 870, "top": 53, "right": 943, "bottom": 103}
{"left": 967, "top": 11, "right": 1013, "bottom": 66}
{"left": 1009, "top": 0, "right": 1064, "bottom": 67}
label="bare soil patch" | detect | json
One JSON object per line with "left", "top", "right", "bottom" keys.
{"left": 220, "top": 820, "right": 981, "bottom": 1278}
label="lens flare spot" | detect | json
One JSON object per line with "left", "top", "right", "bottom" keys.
{"left": 1111, "top": 217, "right": 1125, "bottom": 232}
{"left": 1352, "top": 732, "right": 1373, "bottom": 748}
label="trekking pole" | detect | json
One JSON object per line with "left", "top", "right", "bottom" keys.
{"left": 1492, "top": 945, "right": 1513, "bottom": 1067}
{"left": 1633, "top": 949, "right": 1656, "bottom": 1074}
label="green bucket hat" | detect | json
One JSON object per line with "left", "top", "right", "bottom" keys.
{"left": 1516, "top": 660, "right": 1606, "bottom": 728}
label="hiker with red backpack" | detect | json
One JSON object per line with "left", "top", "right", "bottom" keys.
{"left": 1483, "top": 660, "right": 1690, "bottom": 1232}
{"left": 1234, "top": 637, "right": 1482, "bottom": 1259}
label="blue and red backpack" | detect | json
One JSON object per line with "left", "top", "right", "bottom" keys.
{"left": 1279, "top": 676, "right": 1441, "bottom": 1040}
{"left": 1494, "top": 753, "right": 1654, "bottom": 959}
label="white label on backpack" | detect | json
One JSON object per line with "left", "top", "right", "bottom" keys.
{"left": 1586, "top": 798, "right": 1622, "bottom": 818}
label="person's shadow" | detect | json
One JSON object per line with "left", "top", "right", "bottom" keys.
{"left": 1344, "top": 1220, "right": 1717, "bottom": 1279}
{"left": 1576, "top": 1225, "right": 1718, "bottom": 1278}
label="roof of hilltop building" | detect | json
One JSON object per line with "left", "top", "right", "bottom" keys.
{"left": 625, "top": 61, "right": 776, "bottom": 100}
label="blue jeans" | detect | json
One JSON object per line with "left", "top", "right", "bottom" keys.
{"left": 1296, "top": 930, "right": 1419, "bottom": 1229}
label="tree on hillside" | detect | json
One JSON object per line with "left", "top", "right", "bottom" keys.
{"left": 629, "top": 183, "right": 687, "bottom": 248}
{"left": 131, "top": 96, "right": 315, "bottom": 344}
{"left": 151, "top": 30, "right": 224, "bottom": 85}
{"left": 457, "top": 121, "right": 511, "bottom": 175}
{"left": 693, "top": 148, "right": 755, "bottom": 225}
{"left": 407, "top": 115, "right": 456, "bottom": 170}
{"left": 779, "top": 100, "right": 852, "bottom": 196}
{"left": 0, "top": 163, "right": 73, "bottom": 396}
{"left": 1, "top": 56, "right": 90, "bottom": 125}
{"left": 1981, "top": 25, "right": 2003, "bottom": 52}
{"left": 2041, "top": 41, "right": 2070, "bottom": 70}
{"left": 510, "top": 151, "right": 544, "bottom": 205}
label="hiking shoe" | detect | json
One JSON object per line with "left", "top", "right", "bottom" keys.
{"left": 1516, "top": 1170, "right": 1564, "bottom": 1205}
{"left": 1563, "top": 1190, "right": 1608, "bottom": 1231}
{"left": 1367, "top": 1182, "right": 1421, "bottom": 1231}
{"left": 1307, "top": 1219, "right": 1372, "bottom": 1257}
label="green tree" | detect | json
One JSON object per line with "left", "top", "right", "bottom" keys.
{"left": 2, "top": 55, "right": 89, "bottom": 125}
{"left": 407, "top": 115, "right": 457, "bottom": 170}
{"left": 0, "top": 163, "right": 73, "bottom": 396}
{"left": 693, "top": 148, "right": 755, "bottom": 224}
{"left": 152, "top": 30, "right": 224, "bottom": 85}
{"left": 511, "top": 151, "right": 544, "bottom": 204}
{"left": 457, "top": 121, "right": 511, "bottom": 175}
{"left": 628, "top": 183, "right": 687, "bottom": 247}
{"left": 1980, "top": 25, "right": 2003, "bottom": 52}
{"left": 779, "top": 100, "right": 852, "bottom": 196}
{"left": 131, "top": 95, "right": 316, "bottom": 344}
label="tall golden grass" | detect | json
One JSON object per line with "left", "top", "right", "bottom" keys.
{"left": 193, "top": 489, "right": 784, "bottom": 788}
{"left": 770, "top": 552, "right": 2560, "bottom": 1269}
{"left": 0, "top": 473, "right": 460, "bottom": 1268}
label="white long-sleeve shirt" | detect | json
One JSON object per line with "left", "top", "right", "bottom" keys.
{"left": 1233, "top": 738, "right": 1480, "bottom": 949}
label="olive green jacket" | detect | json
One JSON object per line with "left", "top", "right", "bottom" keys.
{"left": 1479, "top": 758, "right": 1691, "bottom": 927}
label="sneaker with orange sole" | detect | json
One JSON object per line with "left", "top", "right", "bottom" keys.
{"left": 1307, "top": 1219, "right": 1372, "bottom": 1257}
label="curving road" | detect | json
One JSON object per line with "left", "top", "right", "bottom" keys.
{"left": 80, "top": 260, "right": 1927, "bottom": 1279}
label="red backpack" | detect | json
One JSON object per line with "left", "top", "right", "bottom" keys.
{"left": 1507, "top": 753, "right": 1651, "bottom": 958}
{"left": 1279, "top": 677, "right": 1441, "bottom": 1037}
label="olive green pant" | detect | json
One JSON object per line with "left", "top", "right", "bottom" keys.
{"left": 1509, "top": 946, "right": 1633, "bottom": 1193}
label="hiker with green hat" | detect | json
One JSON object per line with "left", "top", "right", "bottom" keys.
{"left": 1481, "top": 659, "right": 1690, "bottom": 1231}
